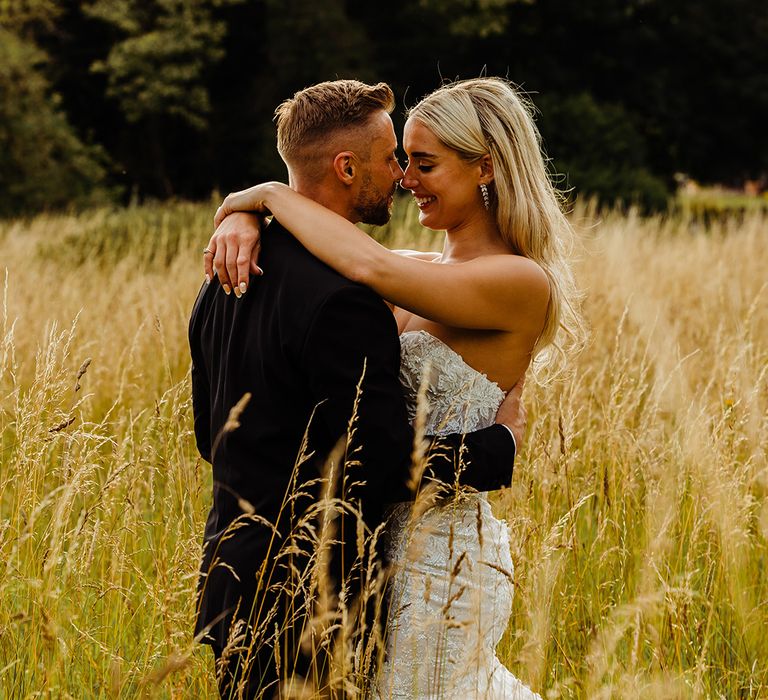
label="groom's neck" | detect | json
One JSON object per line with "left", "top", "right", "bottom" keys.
{"left": 288, "top": 174, "right": 357, "bottom": 224}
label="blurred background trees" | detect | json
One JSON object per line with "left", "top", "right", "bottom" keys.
{"left": 0, "top": 5, "right": 110, "bottom": 216}
{"left": 1, "top": 0, "right": 766, "bottom": 216}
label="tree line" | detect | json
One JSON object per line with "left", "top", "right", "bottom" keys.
{"left": 1, "top": 0, "right": 766, "bottom": 217}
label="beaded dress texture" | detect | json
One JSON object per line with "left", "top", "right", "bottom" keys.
{"left": 374, "top": 331, "right": 541, "bottom": 699}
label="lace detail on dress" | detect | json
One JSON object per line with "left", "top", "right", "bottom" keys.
{"left": 374, "top": 331, "right": 541, "bottom": 700}
{"left": 398, "top": 330, "right": 505, "bottom": 436}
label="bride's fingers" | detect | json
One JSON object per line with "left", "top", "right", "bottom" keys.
{"left": 203, "top": 237, "right": 217, "bottom": 282}
{"left": 249, "top": 241, "right": 263, "bottom": 276}
{"left": 235, "top": 239, "right": 265, "bottom": 294}
{"left": 236, "top": 244, "right": 253, "bottom": 294}
{"left": 213, "top": 240, "right": 232, "bottom": 294}
{"left": 225, "top": 241, "right": 240, "bottom": 297}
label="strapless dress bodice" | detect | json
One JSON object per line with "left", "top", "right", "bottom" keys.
{"left": 398, "top": 330, "right": 506, "bottom": 436}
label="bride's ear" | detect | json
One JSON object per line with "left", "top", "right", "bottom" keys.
{"left": 478, "top": 154, "right": 494, "bottom": 185}
{"left": 333, "top": 152, "right": 357, "bottom": 185}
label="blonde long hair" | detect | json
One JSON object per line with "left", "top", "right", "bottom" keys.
{"left": 408, "top": 78, "right": 586, "bottom": 372}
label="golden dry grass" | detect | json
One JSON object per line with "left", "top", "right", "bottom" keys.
{"left": 0, "top": 199, "right": 766, "bottom": 698}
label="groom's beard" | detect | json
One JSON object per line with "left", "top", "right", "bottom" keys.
{"left": 353, "top": 172, "right": 395, "bottom": 226}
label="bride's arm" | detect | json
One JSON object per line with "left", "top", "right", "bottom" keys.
{"left": 215, "top": 182, "right": 549, "bottom": 331}
{"left": 391, "top": 250, "right": 442, "bottom": 261}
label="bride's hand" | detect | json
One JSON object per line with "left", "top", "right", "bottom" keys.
{"left": 213, "top": 182, "right": 279, "bottom": 228}
{"left": 204, "top": 212, "right": 264, "bottom": 297}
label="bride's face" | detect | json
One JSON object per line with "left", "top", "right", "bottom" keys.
{"left": 401, "top": 118, "right": 487, "bottom": 232}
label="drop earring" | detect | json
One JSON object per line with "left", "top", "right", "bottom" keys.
{"left": 480, "top": 183, "right": 490, "bottom": 210}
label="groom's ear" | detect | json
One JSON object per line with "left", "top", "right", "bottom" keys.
{"left": 332, "top": 151, "right": 357, "bottom": 185}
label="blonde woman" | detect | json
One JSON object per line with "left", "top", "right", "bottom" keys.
{"left": 208, "top": 78, "right": 583, "bottom": 699}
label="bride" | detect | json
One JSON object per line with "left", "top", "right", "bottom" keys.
{"left": 208, "top": 77, "right": 583, "bottom": 699}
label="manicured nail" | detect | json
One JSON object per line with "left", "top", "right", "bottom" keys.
{"left": 205, "top": 274, "right": 211, "bottom": 284}
{"left": 255, "top": 266, "right": 264, "bottom": 276}
{"left": 234, "top": 286, "right": 242, "bottom": 298}
{"left": 239, "top": 282, "right": 247, "bottom": 294}
{"left": 223, "top": 284, "right": 231, "bottom": 295}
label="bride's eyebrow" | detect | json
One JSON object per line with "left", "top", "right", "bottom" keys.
{"left": 409, "top": 151, "right": 437, "bottom": 159}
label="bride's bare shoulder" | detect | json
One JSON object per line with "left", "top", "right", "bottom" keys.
{"left": 482, "top": 252, "right": 549, "bottom": 285}
{"left": 479, "top": 252, "right": 551, "bottom": 312}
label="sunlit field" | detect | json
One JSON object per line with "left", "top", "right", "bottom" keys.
{"left": 1, "top": 198, "right": 766, "bottom": 698}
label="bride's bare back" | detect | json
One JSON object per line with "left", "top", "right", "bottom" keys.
{"left": 392, "top": 251, "right": 540, "bottom": 392}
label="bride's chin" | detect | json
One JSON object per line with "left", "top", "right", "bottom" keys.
{"left": 418, "top": 213, "right": 441, "bottom": 231}
{"left": 417, "top": 209, "right": 432, "bottom": 223}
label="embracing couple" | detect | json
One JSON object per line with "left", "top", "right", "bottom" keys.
{"left": 190, "top": 78, "right": 582, "bottom": 699}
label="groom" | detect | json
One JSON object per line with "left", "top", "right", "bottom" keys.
{"left": 190, "top": 79, "right": 524, "bottom": 699}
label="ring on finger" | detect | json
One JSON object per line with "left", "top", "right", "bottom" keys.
{"left": 203, "top": 248, "right": 214, "bottom": 255}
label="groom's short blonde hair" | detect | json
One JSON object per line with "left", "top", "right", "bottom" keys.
{"left": 275, "top": 80, "right": 395, "bottom": 173}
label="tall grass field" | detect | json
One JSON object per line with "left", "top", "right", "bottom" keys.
{"left": 0, "top": 199, "right": 766, "bottom": 698}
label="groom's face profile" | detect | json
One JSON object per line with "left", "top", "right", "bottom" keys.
{"left": 351, "top": 110, "right": 404, "bottom": 226}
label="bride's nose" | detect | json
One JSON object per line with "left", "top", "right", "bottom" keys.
{"left": 400, "top": 164, "right": 418, "bottom": 191}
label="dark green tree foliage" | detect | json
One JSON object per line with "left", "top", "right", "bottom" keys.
{"left": 536, "top": 93, "right": 670, "bottom": 211}
{"left": 625, "top": 0, "right": 768, "bottom": 182}
{"left": 221, "top": 0, "right": 375, "bottom": 184}
{"left": 417, "top": 0, "right": 768, "bottom": 193}
{"left": 0, "top": 27, "right": 109, "bottom": 217}
{"left": 1, "top": 0, "right": 766, "bottom": 213}
{"left": 83, "top": 0, "right": 243, "bottom": 195}
{"left": 0, "top": 0, "right": 62, "bottom": 31}
{"left": 418, "top": 0, "right": 520, "bottom": 38}
{"left": 84, "top": 0, "right": 239, "bottom": 129}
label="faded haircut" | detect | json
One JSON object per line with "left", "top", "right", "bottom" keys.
{"left": 275, "top": 80, "right": 395, "bottom": 170}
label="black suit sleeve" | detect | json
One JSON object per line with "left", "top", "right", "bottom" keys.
{"left": 424, "top": 424, "right": 516, "bottom": 492}
{"left": 300, "top": 285, "right": 515, "bottom": 504}
{"left": 189, "top": 283, "right": 212, "bottom": 463}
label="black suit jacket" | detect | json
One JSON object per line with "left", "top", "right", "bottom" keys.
{"left": 189, "top": 221, "right": 515, "bottom": 648}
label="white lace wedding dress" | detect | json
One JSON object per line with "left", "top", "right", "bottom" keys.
{"left": 374, "top": 330, "right": 541, "bottom": 700}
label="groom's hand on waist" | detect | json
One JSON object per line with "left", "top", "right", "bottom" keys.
{"left": 494, "top": 376, "right": 526, "bottom": 452}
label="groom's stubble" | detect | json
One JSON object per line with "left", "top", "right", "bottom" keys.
{"left": 352, "top": 170, "right": 397, "bottom": 226}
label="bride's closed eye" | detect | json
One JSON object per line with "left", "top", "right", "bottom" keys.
{"left": 407, "top": 159, "right": 435, "bottom": 173}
